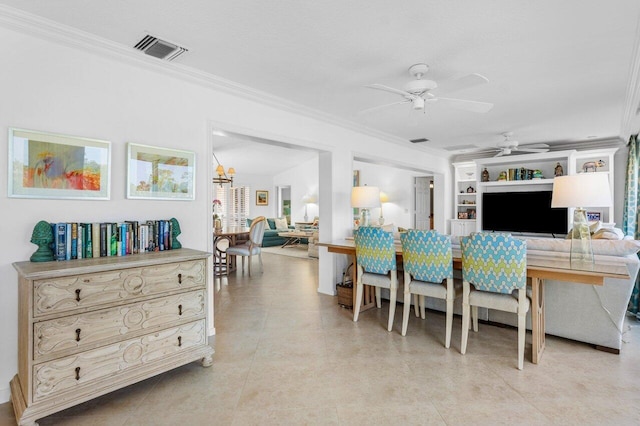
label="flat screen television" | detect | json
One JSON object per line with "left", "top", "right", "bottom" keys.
{"left": 482, "top": 190, "right": 568, "bottom": 235}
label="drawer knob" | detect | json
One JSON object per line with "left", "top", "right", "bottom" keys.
{"left": 75, "top": 289, "right": 81, "bottom": 302}
{"left": 178, "top": 304, "right": 183, "bottom": 316}
{"left": 75, "top": 367, "right": 80, "bottom": 381}
{"left": 178, "top": 273, "right": 182, "bottom": 284}
{"left": 178, "top": 336, "right": 182, "bottom": 347}
{"left": 75, "top": 328, "right": 81, "bottom": 342}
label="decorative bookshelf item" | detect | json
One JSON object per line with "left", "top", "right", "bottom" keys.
{"left": 31, "top": 218, "right": 178, "bottom": 262}
{"left": 126, "top": 143, "right": 195, "bottom": 200}
{"left": 8, "top": 128, "right": 111, "bottom": 199}
{"left": 170, "top": 217, "right": 182, "bottom": 249}
{"left": 30, "top": 220, "right": 54, "bottom": 262}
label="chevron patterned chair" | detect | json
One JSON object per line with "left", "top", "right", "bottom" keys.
{"left": 400, "top": 229, "right": 460, "bottom": 348}
{"left": 460, "top": 232, "right": 529, "bottom": 369}
{"left": 353, "top": 226, "right": 398, "bottom": 331}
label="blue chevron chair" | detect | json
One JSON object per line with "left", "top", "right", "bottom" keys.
{"left": 460, "top": 232, "right": 529, "bottom": 369}
{"left": 353, "top": 226, "right": 398, "bottom": 331}
{"left": 400, "top": 229, "right": 461, "bottom": 347}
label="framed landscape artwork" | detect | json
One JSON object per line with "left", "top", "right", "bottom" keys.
{"left": 8, "top": 128, "right": 111, "bottom": 199}
{"left": 127, "top": 143, "right": 195, "bottom": 200}
{"left": 256, "top": 190, "right": 268, "bottom": 206}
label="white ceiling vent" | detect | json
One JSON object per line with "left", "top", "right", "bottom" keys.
{"left": 134, "top": 34, "right": 188, "bottom": 61}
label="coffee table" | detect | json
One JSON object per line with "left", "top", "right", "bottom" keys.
{"left": 277, "top": 230, "right": 312, "bottom": 248}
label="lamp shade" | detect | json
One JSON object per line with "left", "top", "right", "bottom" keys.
{"left": 351, "top": 186, "right": 380, "bottom": 208}
{"left": 379, "top": 191, "right": 389, "bottom": 203}
{"left": 551, "top": 174, "right": 612, "bottom": 208}
{"left": 302, "top": 194, "right": 317, "bottom": 204}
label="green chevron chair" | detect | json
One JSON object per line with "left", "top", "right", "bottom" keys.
{"left": 460, "top": 232, "right": 529, "bottom": 369}
{"left": 400, "top": 229, "right": 460, "bottom": 348}
{"left": 353, "top": 226, "right": 398, "bottom": 331}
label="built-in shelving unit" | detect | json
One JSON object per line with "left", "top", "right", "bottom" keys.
{"left": 450, "top": 162, "right": 477, "bottom": 236}
{"left": 451, "top": 148, "right": 619, "bottom": 235}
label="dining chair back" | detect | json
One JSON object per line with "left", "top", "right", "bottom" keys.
{"left": 353, "top": 226, "right": 398, "bottom": 331}
{"left": 400, "top": 229, "right": 459, "bottom": 347}
{"left": 460, "top": 232, "right": 529, "bottom": 369}
{"left": 226, "top": 216, "right": 266, "bottom": 276}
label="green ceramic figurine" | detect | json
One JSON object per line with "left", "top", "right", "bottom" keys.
{"left": 30, "top": 220, "right": 54, "bottom": 262}
{"left": 170, "top": 217, "right": 182, "bottom": 249}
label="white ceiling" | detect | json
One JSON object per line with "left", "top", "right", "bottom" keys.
{"left": 3, "top": 1, "right": 640, "bottom": 171}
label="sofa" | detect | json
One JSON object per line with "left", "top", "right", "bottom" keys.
{"left": 248, "top": 218, "right": 309, "bottom": 247}
{"left": 421, "top": 236, "right": 640, "bottom": 353}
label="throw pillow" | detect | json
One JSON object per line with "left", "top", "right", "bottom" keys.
{"left": 274, "top": 217, "right": 288, "bottom": 230}
{"left": 266, "top": 218, "right": 276, "bottom": 230}
{"left": 246, "top": 218, "right": 254, "bottom": 227}
{"left": 592, "top": 227, "right": 625, "bottom": 240}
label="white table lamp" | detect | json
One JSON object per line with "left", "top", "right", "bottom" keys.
{"left": 351, "top": 186, "right": 380, "bottom": 227}
{"left": 302, "top": 194, "right": 317, "bottom": 222}
{"left": 551, "top": 173, "right": 612, "bottom": 268}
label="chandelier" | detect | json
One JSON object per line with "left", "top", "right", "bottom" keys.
{"left": 213, "top": 152, "right": 235, "bottom": 186}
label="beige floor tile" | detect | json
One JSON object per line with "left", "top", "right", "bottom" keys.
{"left": 2, "top": 252, "right": 640, "bottom": 425}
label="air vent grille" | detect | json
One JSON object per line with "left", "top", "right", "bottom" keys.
{"left": 409, "top": 138, "right": 429, "bottom": 143}
{"left": 134, "top": 34, "right": 188, "bottom": 61}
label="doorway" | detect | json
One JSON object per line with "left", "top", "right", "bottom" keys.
{"left": 414, "top": 176, "right": 433, "bottom": 229}
{"left": 277, "top": 186, "right": 291, "bottom": 225}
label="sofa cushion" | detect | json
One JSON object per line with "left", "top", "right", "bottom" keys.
{"left": 274, "top": 217, "right": 288, "bottom": 230}
{"left": 266, "top": 218, "right": 276, "bottom": 230}
{"left": 526, "top": 237, "right": 640, "bottom": 256}
{"left": 592, "top": 227, "right": 625, "bottom": 240}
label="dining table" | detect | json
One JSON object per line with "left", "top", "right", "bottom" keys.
{"left": 319, "top": 238, "right": 630, "bottom": 364}
{"left": 214, "top": 226, "right": 250, "bottom": 272}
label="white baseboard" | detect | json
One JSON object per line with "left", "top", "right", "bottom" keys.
{"left": 0, "top": 385, "right": 10, "bottom": 404}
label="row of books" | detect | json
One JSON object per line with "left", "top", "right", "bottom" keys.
{"left": 50, "top": 220, "right": 175, "bottom": 261}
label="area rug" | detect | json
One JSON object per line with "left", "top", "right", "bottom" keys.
{"left": 261, "top": 245, "right": 314, "bottom": 259}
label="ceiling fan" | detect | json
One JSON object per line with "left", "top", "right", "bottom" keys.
{"left": 492, "top": 132, "right": 550, "bottom": 157}
{"left": 360, "top": 63, "right": 494, "bottom": 115}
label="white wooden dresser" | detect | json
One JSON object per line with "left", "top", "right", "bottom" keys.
{"left": 10, "top": 248, "right": 213, "bottom": 426}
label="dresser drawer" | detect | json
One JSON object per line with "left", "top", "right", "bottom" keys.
{"left": 33, "top": 259, "right": 205, "bottom": 317}
{"left": 32, "top": 320, "right": 207, "bottom": 401}
{"left": 33, "top": 290, "right": 206, "bottom": 361}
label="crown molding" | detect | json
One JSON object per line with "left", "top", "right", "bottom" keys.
{"left": 0, "top": 5, "right": 447, "bottom": 157}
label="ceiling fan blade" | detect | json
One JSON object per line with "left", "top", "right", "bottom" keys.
{"left": 358, "top": 99, "right": 411, "bottom": 115}
{"left": 518, "top": 148, "right": 550, "bottom": 153}
{"left": 436, "top": 97, "right": 494, "bottom": 113}
{"left": 365, "top": 83, "right": 412, "bottom": 98}
{"left": 494, "top": 151, "right": 505, "bottom": 157}
{"left": 435, "top": 73, "right": 489, "bottom": 95}
{"left": 521, "top": 143, "right": 550, "bottom": 149}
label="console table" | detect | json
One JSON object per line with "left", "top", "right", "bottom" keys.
{"left": 320, "top": 239, "right": 629, "bottom": 364}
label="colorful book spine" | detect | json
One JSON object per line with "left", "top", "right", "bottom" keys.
{"left": 84, "top": 223, "right": 93, "bottom": 258}
{"left": 92, "top": 222, "right": 101, "bottom": 258}
{"left": 99, "top": 223, "right": 108, "bottom": 257}
{"left": 77, "top": 224, "right": 83, "bottom": 260}
{"left": 110, "top": 223, "right": 118, "bottom": 256}
{"left": 55, "top": 223, "right": 67, "bottom": 261}
{"left": 70, "top": 223, "right": 78, "bottom": 260}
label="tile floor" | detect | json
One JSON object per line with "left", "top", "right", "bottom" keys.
{"left": 2, "top": 252, "right": 640, "bottom": 425}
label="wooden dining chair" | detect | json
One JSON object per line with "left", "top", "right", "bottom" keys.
{"left": 400, "top": 229, "right": 460, "bottom": 348}
{"left": 460, "top": 232, "right": 529, "bottom": 369}
{"left": 226, "top": 216, "right": 266, "bottom": 276}
{"left": 353, "top": 226, "right": 398, "bottom": 331}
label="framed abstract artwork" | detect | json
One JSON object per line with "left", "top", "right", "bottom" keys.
{"left": 127, "top": 143, "right": 196, "bottom": 200}
{"left": 8, "top": 128, "right": 111, "bottom": 199}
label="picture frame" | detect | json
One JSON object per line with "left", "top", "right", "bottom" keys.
{"left": 8, "top": 128, "right": 111, "bottom": 199}
{"left": 586, "top": 211, "right": 602, "bottom": 222}
{"left": 126, "top": 143, "right": 195, "bottom": 200}
{"left": 256, "top": 190, "right": 269, "bottom": 206}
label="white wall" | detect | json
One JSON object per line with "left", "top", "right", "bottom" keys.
{"left": 233, "top": 173, "right": 276, "bottom": 219}
{"left": 274, "top": 157, "right": 319, "bottom": 223}
{"left": 354, "top": 161, "right": 421, "bottom": 230}
{"left": 0, "top": 23, "right": 450, "bottom": 403}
